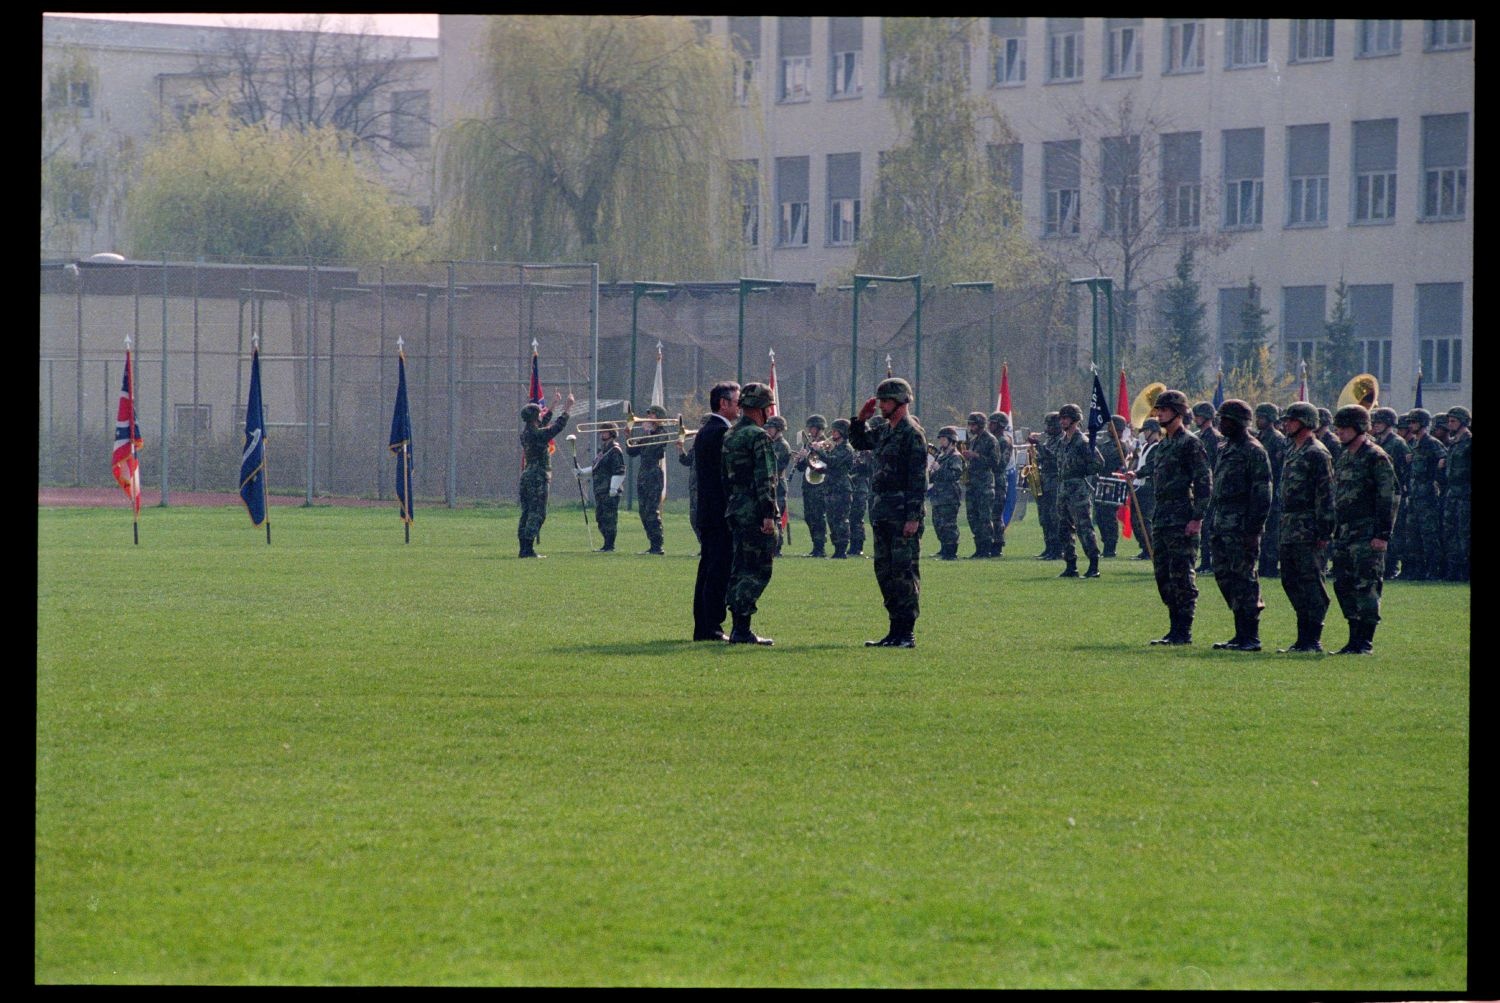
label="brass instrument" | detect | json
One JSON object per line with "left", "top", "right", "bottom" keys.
{"left": 1337, "top": 373, "right": 1380, "bottom": 408}
{"left": 575, "top": 405, "right": 682, "bottom": 435}
{"left": 626, "top": 426, "right": 698, "bottom": 448}
{"left": 1020, "top": 444, "right": 1044, "bottom": 499}
{"left": 796, "top": 430, "right": 828, "bottom": 485}
{"left": 1129, "top": 382, "right": 1167, "bottom": 430}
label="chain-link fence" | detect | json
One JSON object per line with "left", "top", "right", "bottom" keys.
{"left": 41, "top": 256, "right": 1081, "bottom": 507}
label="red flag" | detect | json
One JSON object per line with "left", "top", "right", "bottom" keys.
{"left": 111, "top": 348, "right": 143, "bottom": 516}
{"left": 997, "top": 362, "right": 1011, "bottom": 416}
{"left": 1114, "top": 367, "right": 1133, "bottom": 540}
{"left": 1298, "top": 360, "right": 1308, "bottom": 403}
{"left": 767, "top": 347, "right": 779, "bottom": 419}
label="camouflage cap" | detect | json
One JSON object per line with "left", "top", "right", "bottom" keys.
{"left": 876, "top": 377, "right": 913, "bottom": 403}
{"left": 764, "top": 415, "right": 787, "bottom": 431}
{"left": 1141, "top": 417, "right": 1162, "bottom": 433}
{"left": 805, "top": 413, "right": 827, "bottom": 428}
{"left": 1058, "top": 403, "right": 1084, "bottom": 421}
{"left": 1191, "top": 401, "right": 1216, "bottom": 419}
{"left": 520, "top": 402, "right": 542, "bottom": 422}
{"left": 1217, "top": 399, "right": 1253, "bottom": 424}
{"left": 1153, "top": 390, "right": 1189, "bottom": 416}
{"left": 989, "top": 411, "right": 1010, "bottom": 427}
{"left": 643, "top": 404, "right": 670, "bottom": 419}
{"left": 830, "top": 418, "right": 851, "bottom": 434}
{"left": 1254, "top": 402, "right": 1280, "bottom": 422}
{"left": 967, "top": 411, "right": 987, "bottom": 425}
{"left": 1283, "top": 402, "right": 1319, "bottom": 428}
{"left": 1447, "top": 406, "right": 1471, "bottom": 427}
{"left": 738, "top": 382, "right": 775, "bottom": 410}
{"left": 1333, "top": 404, "right": 1371, "bottom": 433}
{"left": 1371, "top": 407, "right": 1399, "bottom": 428}
{"left": 1407, "top": 408, "right": 1432, "bottom": 428}
{"left": 1316, "top": 407, "right": 1333, "bottom": 427}
{"left": 938, "top": 425, "right": 960, "bottom": 441}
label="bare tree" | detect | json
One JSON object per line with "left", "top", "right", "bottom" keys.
{"left": 42, "top": 46, "right": 132, "bottom": 255}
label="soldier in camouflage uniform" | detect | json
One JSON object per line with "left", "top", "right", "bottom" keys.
{"left": 1443, "top": 406, "right": 1471, "bottom": 581}
{"left": 1095, "top": 415, "right": 1130, "bottom": 558}
{"left": 961, "top": 411, "right": 998, "bottom": 559}
{"left": 1206, "top": 400, "right": 1273, "bottom": 650}
{"left": 1130, "top": 417, "right": 1161, "bottom": 560}
{"left": 1403, "top": 408, "right": 1447, "bottom": 580}
{"left": 1315, "top": 408, "right": 1341, "bottom": 457}
{"left": 624, "top": 404, "right": 670, "bottom": 554}
{"left": 1191, "top": 402, "right": 1223, "bottom": 574}
{"left": 1330, "top": 405, "right": 1397, "bottom": 654}
{"left": 1275, "top": 402, "right": 1336, "bottom": 652}
{"left": 928, "top": 427, "right": 965, "bottom": 560}
{"left": 1054, "top": 403, "right": 1103, "bottom": 578}
{"left": 517, "top": 395, "right": 573, "bottom": 558}
{"left": 987, "top": 412, "right": 1013, "bottom": 556}
{"left": 1254, "top": 403, "right": 1288, "bottom": 579}
{"left": 575, "top": 425, "right": 625, "bottom": 552}
{"left": 810, "top": 418, "right": 856, "bottom": 558}
{"left": 1147, "top": 390, "right": 1213, "bottom": 645}
{"left": 850, "top": 378, "right": 928, "bottom": 648}
{"left": 765, "top": 416, "right": 792, "bottom": 556}
{"left": 1369, "top": 407, "right": 1410, "bottom": 579}
{"left": 1030, "top": 412, "right": 1063, "bottom": 559}
{"left": 795, "top": 414, "right": 830, "bottom": 557}
{"left": 849, "top": 436, "right": 873, "bottom": 557}
{"left": 721, "top": 382, "right": 780, "bottom": 645}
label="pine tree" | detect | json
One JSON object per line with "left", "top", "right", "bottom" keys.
{"left": 1319, "top": 279, "right": 1360, "bottom": 407}
{"left": 1152, "top": 244, "right": 1208, "bottom": 391}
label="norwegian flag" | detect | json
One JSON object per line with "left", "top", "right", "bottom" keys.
{"left": 997, "top": 361, "right": 1011, "bottom": 416}
{"left": 527, "top": 340, "right": 555, "bottom": 460}
{"left": 111, "top": 347, "right": 143, "bottom": 516}
{"left": 767, "top": 346, "right": 779, "bottom": 418}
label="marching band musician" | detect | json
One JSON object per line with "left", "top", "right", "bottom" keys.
{"left": 1129, "top": 417, "right": 1161, "bottom": 560}
{"left": 793, "top": 414, "right": 830, "bottom": 557}
{"left": 574, "top": 424, "right": 625, "bottom": 552}
{"left": 815, "top": 419, "right": 856, "bottom": 558}
{"left": 987, "top": 412, "right": 1013, "bottom": 557}
{"left": 1095, "top": 415, "right": 1131, "bottom": 559}
{"left": 625, "top": 404, "right": 671, "bottom": 555}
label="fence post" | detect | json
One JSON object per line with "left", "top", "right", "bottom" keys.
{"left": 191, "top": 262, "right": 200, "bottom": 491}
{"left": 306, "top": 259, "right": 315, "bottom": 506}
{"left": 447, "top": 260, "right": 457, "bottom": 508}
{"left": 73, "top": 264, "right": 83, "bottom": 486}
{"left": 160, "top": 257, "right": 170, "bottom": 506}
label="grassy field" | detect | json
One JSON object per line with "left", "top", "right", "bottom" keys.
{"left": 36, "top": 503, "right": 1469, "bottom": 987}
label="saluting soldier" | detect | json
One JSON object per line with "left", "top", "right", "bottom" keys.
{"left": 1330, "top": 405, "right": 1397, "bottom": 654}
{"left": 1443, "top": 406, "right": 1471, "bottom": 581}
{"left": 1147, "top": 390, "right": 1213, "bottom": 645}
{"left": 1275, "top": 402, "right": 1336, "bottom": 652}
{"left": 1254, "top": 402, "right": 1288, "bottom": 579}
{"left": 1095, "top": 415, "right": 1130, "bottom": 558}
{"left": 928, "top": 426, "right": 965, "bottom": 560}
{"left": 987, "top": 412, "right": 1013, "bottom": 557}
{"left": 813, "top": 418, "right": 856, "bottom": 558}
{"left": 1191, "top": 401, "right": 1223, "bottom": 575}
{"left": 575, "top": 425, "right": 625, "bottom": 552}
{"left": 517, "top": 394, "right": 573, "bottom": 558}
{"left": 961, "top": 411, "right": 999, "bottom": 559}
{"left": 794, "top": 414, "right": 830, "bottom": 557}
{"left": 1206, "top": 400, "right": 1273, "bottom": 651}
{"left": 1369, "top": 407, "right": 1410, "bottom": 580}
{"left": 850, "top": 378, "right": 928, "bottom": 648}
{"left": 1403, "top": 408, "right": 1447, "bottom": 580}
{"left": 1054, "top": 403, "right": 1103, "bottom": 579}
{"left": 721, "top": 382, "right": 780, "bottom": 645}
{"left": 1030, "top": 412, "right": 1063, "bottom": 560}
{"left": 624, "top": 404, "right": 670, "bottom": 554}
{"left": 765, "top": 415, "right": 792, "bottom": 556}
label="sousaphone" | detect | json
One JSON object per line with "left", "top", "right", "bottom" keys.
{"left": 1336, "top": 373, "right": 1379, "bottom": 408}
{"left": 1129, "top": 382, "right": 1167, "bottom": 430}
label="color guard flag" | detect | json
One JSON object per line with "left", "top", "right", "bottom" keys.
{"left": 239, "top": 346, "right": 268, "bottom": 526}
{"left": 1212, "top": 369, "right": 1225, "bottom": 410}
{"left": 111, "top": 346, "right": 143, "bottom": 516}
{"left": 999, "top": 362, "right": 1017, "bottom": 526}
{"left": 652, "top": 341, "right": 667, "bottom": 504}
{"left": 767, "top": 346, "right": 779, "bottom": 419}
{"left": 528, "top": 340, "right": 554, "bottom": 458}
{"left": 1298, "top": 360, "right": 1308, "bottom": 403}
{"left": 389, "top": 346, "right": 414, "bottom": 524}
{"left": 1087, "top": 369, "right": 1110, "bottom": 450}
{"left": 1414, "top": 362, "right": 1424, "bottom": 409}
{"left": 1115, "top": 368, "right": 1132, "bottom": 540}
{"left": 997, "top": 361, "right": 1011, "bottom": 416}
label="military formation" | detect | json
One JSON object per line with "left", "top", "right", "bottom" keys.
{"left": 511, "top": 376, "right": 1469, "bottom": 651}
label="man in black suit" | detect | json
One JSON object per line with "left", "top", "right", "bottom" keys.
{"left": 693, "top": 381, "right": 741, "bottom": 641}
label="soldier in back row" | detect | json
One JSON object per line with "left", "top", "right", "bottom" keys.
{"left": 1190, "top": 401, "right": 1222, "bottom": 575}
{"left": 1275, "top": 402, "right": 1336, "bottom": 652}
{"left": 987, "top": 412, "right": 1013, "bottom": 557}
{"left": 1206, "top": 399, "right": 1272, "bottom": 651}
{"left": 961, "top": 411, "right": 998, "bottom": 559}
{"left": 1054, "top": 403, "right": 1103, "bottom": 579}
{"left": 764, "top": 416, "right": 792, "bottom": 556}
{"left": 1403, "top": 408, "right": 1446, "bottom": 580}
{"left": 1254, "top": 403, "right": 1288, "bottom": 579}
{"left": 1315, "top": 408, "right": 1342, "bottom": 457}
{"left": 1369, "top": 407, "right": 1409, "bottom": 579}
{"left": 928, "top": 426, "right": 965, "bottom": 560}
{"left": 624, "top": 404, "right": 670, "bottom": 555}
{"left": 517, "top": 394, "right": 573, "bottom": 559}
{"left": 575, "top": 424, "right": 625, "bottom": 552}
{"left": 1030, "top": 412, "right": 1063, "bottom": 560}
{"left": 1095, "top": 414, "right": 1130, "bottom": 558}
{"left": 1147, "top": 390, "right": 1213, "bottom": 645}
{"left": 794, "top": 414, "right": 830, "bottom": 557}
{"left": 1443, "top": 406, "right": 1471, "bottom": 581}
{"left": 849, "top": 433, "right": 873, "bottom": 557}
{"left": 816, "top": 419, "right": 856, "bottom": 558}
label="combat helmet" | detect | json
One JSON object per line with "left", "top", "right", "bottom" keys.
{"left": 805, "top": 413, "right": 827, "bottom": 429}
{"left": 938, "top": 425, "right": 960, "bottom": 442}
{"left": 643, "top": 404, "right": 670, "bottom": 419}
{"left": 1152, "top": 390, "right": 1189, "bottom": 417}
{"left": 1333, "top": 405, "right": 1371, "bottom": 433}
{"left": 1316, "top": 407, "right": 1333, "bottom": 428}
{"left": 520, "top": 402, "right": 543, "bottom": 423}
{"left": 1254, "top": 402, "right": 1280, "bottom": 423}
{"left": 1217, "top": 399, "right": 1253, "bottom": 425}
{"left": 875, "top": 378, "right": 912, "bottom": 404}
{"left": 1058, "top": 403, "right": 1084, "bottom": 422}
{"left": 830, "top": 418, "right": 851, "bottom": 435}
{"left": 1192, "top": 401, "right": 1216, "bottom": 420}
{"left": 1407, "top": 408, "right": 1432, "bottom": 428}
{"left": 1282, "top": 402, "right": 1319, "bottom": 429}
{"left": 989, "top": 411, "right": 1010, "bottom": 428}
{"left": 765, "top": 415, "right": 787, "bottom": 431}
{"left": 738, "top": 382, "right": 775, "bottom": 411}
{"left": 967, "top": 411, "right": 987, "bottom": 425}
{"left": 1447, "top": 406, "right": 1471, "bottom": 428}
{"left": 1370, "top": 407, "right": 1400, "bottom": 429}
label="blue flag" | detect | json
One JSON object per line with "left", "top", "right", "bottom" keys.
{"left": 1212, "top": 370, "right": 1224, "bottom": 410}
{"left": 1087, "top": 371, "right": 1110, "bottom": 450}
{"left": 1414, "top": 366, "right": 1424, "bottom": 409}
{"left": 389, "top": 350, "right": 414, "bottom": 523}
{"left": 1002, "top": 463, "right": 1019, "bottom": 527}
{"left": 239, "top": 347, "right": 267, "bottom": 526}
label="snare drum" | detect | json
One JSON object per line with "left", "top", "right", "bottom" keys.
{"left": 1092, "top": 475, "right": 1130, "bottom": 508}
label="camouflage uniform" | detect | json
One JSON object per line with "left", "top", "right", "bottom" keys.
{"left": 678, "top": 440, "right": 699, "bottom": 544}
{"left": 589, "top": 436, "right": 626, "bottom": 551}
{"left": 1192, "top": 405, "right": 1223, "bottom": 572}
{"left": 963, "top": 414, "right": 998, "bottom": 558}
{"left": 849, "top": 446, "right": 873, "bottom": 556}
{"left": 1254, "top": 404, "right": 1287, "bottom": 578}
{"left": 1054, "top": 415, "right": 1103, "bottom": 575}
{"left": 1443, "top": 408, "right": 1471, "bottom": 580}
{"left": 1131, "top": 421, "right": 1161, "bottom": 559}
{"left": 1331, "top": 406, "right": 1397, "bottom": 653}
{"left": 813, "top": 424, "right": 856, "bottom": 558}
{"left": 767, "top": 418, "right": 792, "bottom": 556}
{"left": 1405, "top": 418, "right": 1447, "bottom": 580}
{"left": 988, "top": 414, "right": 1013, "bottom": 556}
{"left": 850, "top": 380, "right": 928, "bottom": 644}
{"left": 722, "top": 414, "right": 779, "bottom": 620}
{"left": 1277, "top": 411, "right": 1336, "bottom": 651}
{"left": 1149, "top": 393, "right": 1212, "bottom": 642}
{"left": 1035, "top": 414, "right": 1062, "bottom": 558}
{"left": 1371, "top": 408, "right": 1410, "bottom": 579}
{"left": 1207, "top": 400, "right": 1272, "bottom": 649}
{"left": 624, "top": 410, "right": 669, "bottom": 553}
{"left": 1094, "top": 419, "right": 1129, "bottom": 557}
{"left": 927, "top": 429, "right": 965, "bottom": 559}
{"left": 795, "top": 417, "right": 830, "bottom": 556}
{"left": 517, "top": 405, "right": 570, "bottom": 556}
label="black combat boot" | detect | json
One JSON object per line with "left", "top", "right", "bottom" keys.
{"left": 891, "top": 616, "right": 917, "bottom": 648}
{"left": 596, "top": 535, "right": 615, "bottom": 552}
{"left": 866, "top": 619, "right": 899, "bottom": 646}
{"left": 938, "top": 544, "right": 958, "bottom": 560}
{"left": 1213, "top": 611, "right": 1244, "bottom": 649}
{"left": 1235, "top": 610, "right": 1262, "bottom": 651}
{"left": 831, "top": 544, "right": 847, "bottom": 559}
{"left": 1276, "top": 615, "right": 1306, "bottom": 653}
{"left": 1150, "top": 611, "right": 1178, "bottom": 644}
{"left": 1058, "top": 560, "right": 1079, "bottom": 578}
{"left": 1331, "top": 621, "right": 1362, "bottom": 654}
{"left": 1360, "top": 622, "right": 1376, "bottom": 653}
{"left": 728, "top": 612, "right": 773, "bottom": 646}
{"left": 1083, "top": 555, "right": 1100, "bottom": 578}
{"left": 519, "top": 537, "right": 540, "bottom": 558}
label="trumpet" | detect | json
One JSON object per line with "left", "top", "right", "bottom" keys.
{"left": 626, "top": 426, "right": 697, "bottom": 448}
{"left": 575, "top": 406, "right": 682, "bottom": 435}
{"left": 796, "top": 430, "right": 828, "bottom": 485}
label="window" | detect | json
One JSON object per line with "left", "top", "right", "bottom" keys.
{"left": 1161, "top": 131, "right": 1202, "bottom": 230}
{"left": 1357, "top": 19, "right": 1402, "bottom": 57}
{"left": 1417, "top": 283, "right": 1464, "bottom": 386}
{"left": 174, "top": 404, "right": 212, "bottom": 435}
{"left": 990, "top": 17, "right": 1027, "bottom": 86}
{"left": 390, "top": 90, "right": 429, "bottom": 148}
{"left": 1352, "top": 119, "right": 1397, "bottom": 223}
{"left": 779, "top": 17, "right": 812, "bottom": 102}
{"left": 1286, "top": 124, "right": 1329, "bottom": 226}
{"left": 1282, "top": 286, "right": 1326, "bottom": 374}
{"left": 827, "top": 153, "right": 861, "bottom": 244}
{"left": 732, "top": 160, "right": 760, "bottom": 247}
{"left": 1043, "top": 139, "right": 1081, "bottom": 236}
{"left": 173, "top": 100, "right": 206, "bottom": 126}
{"left": 68, "top": 79, "right": 92, "bottom": 115}
{"left": 1421, "top": 113, "right": 1468, "bottom": 220}
{"left": 1101, "top": 135, "right": 1140, "bottom": 234}
{"left": 829, "top": 17, "right": 863, "bottom": 97}
{"left": 1290, "top": 19, "right": 1334, "bottom": 62}
{"left": 775, "top": 156, "right": 810, "bottom": 247}
{"left": 1165, "top": 19, "right": 1205, "bottom": 73}
{"left": 1047, "top": 18, "right": 1084, "bottom": 82}
{"left": 729, "top": 16, "right": 761, "bottom": 105}
{"left": 1349, "top": 284, "right": 1393, "bottom": 384}
{"left": 1222, "top": 128, "right": 1264, "bottom": 229}
{"left": 1425, "top": 20, "right": 1473, "bottom": 50}
{"left": 1226, "top": 19, "right": 1269, "bottom": 67}
{"left": 1106, "top": 19, "right": 1143, "bottom": 78}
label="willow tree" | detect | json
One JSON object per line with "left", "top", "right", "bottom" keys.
{"left": 441, "top": 16, "right": 740, "bottom": 280}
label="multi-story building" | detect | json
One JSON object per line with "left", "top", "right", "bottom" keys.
{"left": 42, "top": 15, "right": 438, "bottom": 261}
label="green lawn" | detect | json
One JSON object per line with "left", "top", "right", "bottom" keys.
{"left": 36, "top": 504, "right": 1469, "bottom": 987}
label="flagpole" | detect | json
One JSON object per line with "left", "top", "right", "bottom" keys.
{"left": 127, "top": 336, "right": 139, "bottom": 545}
{"left": 403, "top": 446, "right": 411, "bottom": 544}
{"left": 260, "top": 338, "right": 271, "bottom": 545}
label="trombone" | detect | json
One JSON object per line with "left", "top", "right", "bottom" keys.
{"left": 626, "top": 426, "right": 697, "bottom": 448}
{"left": 575, "top": 405, "right": 682, "bottom": 436}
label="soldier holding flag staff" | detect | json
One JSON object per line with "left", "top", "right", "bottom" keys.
{"left": 517, "top": 394, "right": 573, "bottom": 558}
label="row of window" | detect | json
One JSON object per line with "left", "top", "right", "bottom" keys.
{"left": 1216, "top": 282, "right": 1463, "bottom": 387}
{"left": 725, "top": 19, "right": 1473, "bottom": 104}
